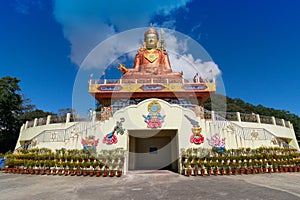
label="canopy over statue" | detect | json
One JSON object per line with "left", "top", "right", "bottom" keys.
{"left": 121, "top": 24, "right": 182, "bottom": 79}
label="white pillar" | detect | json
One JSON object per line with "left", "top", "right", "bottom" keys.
{"left": 66, "top": 113, "right": 71, "bottom": 123}
{"left": 256, "top": 114, "right": 261, "bottom": 123}
{"left": 20, "top": 124, "right": 24, "bottom": 132}
{"left": 33, "top": 118, "right": 38, "bottom": 127}
{"left": 211, "top": 111, "right": 215, "bottom": 122}
{"left": 288, "top": 121, "right": 293, "bottom": 129}
{"left": 271, "top": 116, "right": 276, "bottom": 126}
{"left": 92, "top": 111, "right": 96, "bottom": 122}
{"left": 282, "top": 119, "right": 285, "bottom": 127}
{"left": 237, "top": 112, "right": 241, "bottom": 122}
{"left": 25, "top": 121, "right": 29, "bottom": 129}
{"left": 46, "top": 115, "right": 51, "bottom": 125}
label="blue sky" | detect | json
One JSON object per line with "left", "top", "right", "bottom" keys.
{"left": 1, "top": 0, "right": 300, "bottom": 116}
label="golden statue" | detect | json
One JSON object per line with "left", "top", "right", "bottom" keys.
{"left": 121, "top": 24, "right": 182, "bottom": 79}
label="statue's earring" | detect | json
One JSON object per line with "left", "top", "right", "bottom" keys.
{"left": 143, "top": 41, "right": 146, "bottom": 49}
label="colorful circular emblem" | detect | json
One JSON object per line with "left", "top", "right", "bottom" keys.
{"left": 148, "top": 100, "right": 161, "bottom": 113}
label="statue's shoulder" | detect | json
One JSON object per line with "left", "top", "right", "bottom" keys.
{"left": 138, "top": 46, "right": 146, "bottom": 52}
{"left": 157, "top": 48, "right": 168, "bottom": 55}
{"left": 153, "top": 48, "right": 167, "bottom": 54}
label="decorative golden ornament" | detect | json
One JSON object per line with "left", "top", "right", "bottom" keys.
{"left": 147, "top": 100, "right": 161, "bottom": 113}
{"left": 144, "top": 52, "right": 159, "bottom": 63}
{"left": 251, "top": 130, "right": 259, "bottom": 139}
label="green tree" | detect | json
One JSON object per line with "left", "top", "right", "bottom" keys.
{"left": 19, "top": 97, "right": 54, "bottom": 122}
{"left": 0, "top": 76, "right": 23, "bottom": 153}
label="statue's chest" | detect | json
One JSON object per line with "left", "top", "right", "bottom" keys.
{"left": 144, "top": 52, "right": 159, "bottom": 63}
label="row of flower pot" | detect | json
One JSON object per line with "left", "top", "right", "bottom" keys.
{"left": 3, "top": 147, "right": 127, "bottom": 178}
{"left": 1, "top": 168, "right": 123, "bottom": 177}
{"left": 184, "top": 166, "right": 300, "bottom": 176}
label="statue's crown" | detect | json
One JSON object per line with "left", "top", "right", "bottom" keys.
{"left": 144, "top": 24, "right": 159, "bottom": 38}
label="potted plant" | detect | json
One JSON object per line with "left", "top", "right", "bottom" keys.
{"left": 219, "top": 164, "right": 225, "bottom": 175}
{"left": 102, "top": 166, "right": 109, "bottom": 177}
{"left": 67, "top": 162, "right": 74, "bottom": 176}
{"left": 75, "top": 162, "right": 82, "bottom": 176}
{"left": 44, "top": 161, "right": 51, "bottom": 175}
{"left": 183, "top": 162, "right": 191, "bottom": 176}
{"left": 57, "top": 162, "right": 63, "bottom": 175}
{"left": 51, "top": 161, "right": 57, "bottom": 175}
{"left": 116, "top": 165, "right": 122, "bottom": 177}
{"left": 205, "top": 162, "right": 212, "bottom": 176}
{"left": 212, "top": 164, "right": 219, "bottom": 176}
{"left": 262, "top": 162, "right": 267, "bottom": 173}
{"left": 232, "top": 163, "right": 238, "bottom": 175}
{"left": 94, "top": 162, "right": 102, "bottom": 177}
{"left": 63, "top": 162, "right": 68, "bottom": 176}
{"left": 192, "top": 162, "right": 198, "bottom": 176}
{"left": 226, "top": 164, "right": 232, "bottom": 175}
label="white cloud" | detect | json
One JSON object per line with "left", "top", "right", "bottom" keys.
{"left": 53, "top": 0, "right": 221, "bottom": 81}
{"left": 53, "top": 0, "right": 192, "bottom": 66}
{"left": 165, "top": 31, "right": 221, "bottom": 80}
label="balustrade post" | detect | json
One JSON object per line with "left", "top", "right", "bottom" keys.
{"left": 237, "top": 112, "right": 241, "bottom": 122}
{"left": 25, "top": 121, "right": 29, "bottom": 129}
{"left": 281, "top": 119, "right": 285, "bottom": 127}
{"left": 211, "top": 111, "right": 215, "bottom": 122}
{"left": 20, "top": 124, "right": 24, "bottom": 132}
{"left": 66, "top": 113, "right": 71, "bottom": 123}
{"left": 33, "top": 118, "right": 38, "bottom": 127}
{"left": 271, "top": 116, "right": 276, "bottom": 126}
{"left": 256, "top": 114, "right": 261, "bottom": 123}
{"left": 92, "top": 111, "right": 96, "bottom": 122}
{"left": 46, "top": 115, "right": 51, "bottom": 125}
{"left": 288, "top": 121, "right": 293, "bottom": 129}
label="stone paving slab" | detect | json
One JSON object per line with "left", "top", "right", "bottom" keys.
{"left": 0, "top": 171, "right": 299, "bottom": 200}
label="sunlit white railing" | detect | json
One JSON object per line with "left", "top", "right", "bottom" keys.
{"left": 21, "top": 103, "right": 292, "bottom": 132}
{"left": 89, "top": 78, "right": 215, "bottom": 85}
{"left": 206, "top": 109, "right": 292, "bottom": 148}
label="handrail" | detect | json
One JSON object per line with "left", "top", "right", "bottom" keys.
{"left": 204, "top": 108, "right": 293, "bottom": 148}
{"left": 18, "top": 121, "right": 96, "bottom": 150}
{"left": 89, "top": 78, "right": 215, "bottom": 85}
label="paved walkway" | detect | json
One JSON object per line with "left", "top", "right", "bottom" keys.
{"left": 0, "top": 171, "right": 300, "bottom": 200}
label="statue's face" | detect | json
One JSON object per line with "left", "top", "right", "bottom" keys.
{"left": 145, "top": 33, "right": 158, "bottom": 49}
